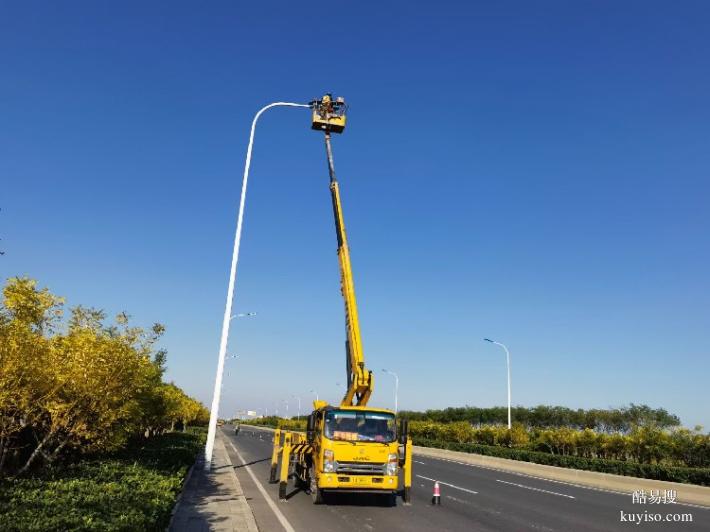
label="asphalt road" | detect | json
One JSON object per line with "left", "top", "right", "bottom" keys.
{"left": 222, "top": 426, "right": 709, "bottom": 532}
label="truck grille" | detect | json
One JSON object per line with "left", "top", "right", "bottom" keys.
{"left": 335, "top": 461, "right": 386, "bottom": 475}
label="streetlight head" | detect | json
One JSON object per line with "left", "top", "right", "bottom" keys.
{"left": 484, "top": 338, "right": 494, "bottom": 343}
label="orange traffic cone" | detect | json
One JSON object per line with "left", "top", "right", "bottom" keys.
{"left": 432, "top": 480, "right": 441, "bottom": 505}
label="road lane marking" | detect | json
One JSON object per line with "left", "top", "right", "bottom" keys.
{"left": 413, "top": 460, "right": 427, "bottom": 465}
{"left": 445, "top": 495, "right": 471, "bottom": 505}
{"left": 226, "top": 439, "right": 296, "bottom": 532}
{"left": 422, "top": 456, "right": 710, "bottom": 510}
{"left": 416, "top": 474, "right": 478, "bottom": 494}
{"left": 496, "top": 479, "right": 575, "bottom": 499}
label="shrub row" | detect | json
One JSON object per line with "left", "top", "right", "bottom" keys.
{"left": 0, "top": 428, "right": 206, "bottom": 531}
{"left": 239, "top": 416, "right": 306, "bottom": 432}
{"left": 414, "top": 437, "right": 710, "bottom": 486}
{"left": 408, "top": 420, "right": 710, "bottom": 468}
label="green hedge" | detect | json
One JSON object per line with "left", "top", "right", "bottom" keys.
{"left": 414, "top": 437, "right": 710, "bottom": 486}
{"left": 0, "top": 429, "right": 206, "bottom": 531}
{"left": 240, "top": 417, "right": 305, "bottom": 431}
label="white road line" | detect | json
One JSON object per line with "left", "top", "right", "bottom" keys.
{"left": 496, "top": 479, "right": 575, "bottom": 499}
{"left": 416, "top": 474, "right": 478, "bottom": 494}
{"left": 413, "top": 460, "right": 427, "bottom": 465}
{"left": 445, "top": 495, "right": 471, "bottom": 505}
{"left": 421, "top": 456, "right": 710, "bottom": 510}
{"left": 227, "top": 439, "right": 296, "bottom": 532}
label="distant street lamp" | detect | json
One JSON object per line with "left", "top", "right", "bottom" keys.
{"left": 224, "top": 354, "right": 239, "bottom": 378}
{"left": 381, "top": 369, "right": 399, "bottom": 414}
{"left": 292, "top": 395, "right": 301, "bottom": 420}
{"left": 204, "top": 101, "right": 309, "bottom": 470}
{"left": 484, "top": 338, "right": 512, "bottom": 429}
{"left": 310, "top": 389, "right": 319, "bottom": 402}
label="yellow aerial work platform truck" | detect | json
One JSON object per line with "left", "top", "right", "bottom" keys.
{"left": 269, "top": 95, "right": 413, "bottom": 505}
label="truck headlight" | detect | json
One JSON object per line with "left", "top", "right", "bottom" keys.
{"left": 386, "top": 453, "right": 398, "bottom": 476}
{"left": 324, "top": 449, "right": 335, "bottom": 473}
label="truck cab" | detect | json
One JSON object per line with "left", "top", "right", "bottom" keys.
{"left": 305, "top": 405, "right": 407, "bottom": 504}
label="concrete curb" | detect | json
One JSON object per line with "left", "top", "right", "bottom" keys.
{"left": 166, "top": 460, "right": 197, "bottom": 531}
{"left": 243, "top": 424, "right": 709, "bottom": 507}
{"left": 414, "top": 445, "right": 710, "bottom": 507}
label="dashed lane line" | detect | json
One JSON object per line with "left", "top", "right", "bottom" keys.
{"left": 226, "top": 439, "right": 297, "bottom": 532}
{"left": 422, "top": 456, "right": 710, "bottom": 510}
{"left": 445, "top": 495, "right": 471, "bottom": 505}
{"left": 416, "top": 474, "right": 478, "bottom": 494}
{"left": 496, "top": 479, "right": 575, "bottom": 499}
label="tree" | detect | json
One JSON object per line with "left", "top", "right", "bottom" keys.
{"left": 0, "top": 277, "right": 208, "bottom": 477}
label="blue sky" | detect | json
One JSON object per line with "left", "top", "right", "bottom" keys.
{"left": 2, "top": 1, "right": 708, "bottom": 427}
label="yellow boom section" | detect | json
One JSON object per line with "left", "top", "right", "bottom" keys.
{"left": 329, "top": 173, "right": 373, "bottom": 406}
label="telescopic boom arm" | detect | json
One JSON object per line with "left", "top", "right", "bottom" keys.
{"left": 311, "top": 94, "right": 373, "bottom": 407}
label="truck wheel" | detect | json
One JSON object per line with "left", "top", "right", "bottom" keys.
{"left": 309, "top": 466, "right": 324, "bottom": 504}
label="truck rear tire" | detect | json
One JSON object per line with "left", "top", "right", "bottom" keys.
{"left": 309, "top": 466, "right": 324, "bottom": 504}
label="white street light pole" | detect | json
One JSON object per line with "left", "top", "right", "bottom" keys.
{"left": 381, "top": 369, "right": 399, "bottom": 414}
{"left": 310, "top": 389, "right": 319, "bottom": 402}
{"left": 292, "top": 395, "right": 301, "bottom": 420}
{"left": 204, "top": 101, "right": 310, "bottom": 470}
{"left": 484, "top": 338, "right": 512, "bottom": 429}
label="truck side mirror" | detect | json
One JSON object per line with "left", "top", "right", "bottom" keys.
{"left": 307, "top": 412, "right": 316, "bottom": 442}
{"left": 398, "top": 419, "right": 409, "bottom": 445}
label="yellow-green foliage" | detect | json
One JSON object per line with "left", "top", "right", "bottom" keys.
{"left": 0, "top": 277, "right": 209, "bottom": 477}
{"left": 408, "top": 419, "right": 710, "bottom": 468}
{"left": 279, "top": 419, "right": 307, "bottom": 431}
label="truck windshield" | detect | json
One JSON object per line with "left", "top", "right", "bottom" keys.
{"left": 324, "top": 410, "right": 396, "bottom": 443}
